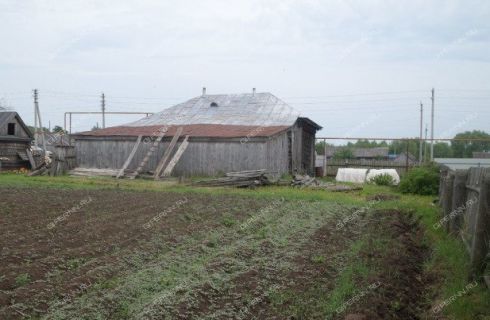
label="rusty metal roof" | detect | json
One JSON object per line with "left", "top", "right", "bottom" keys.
{"left": 76, "top": 124, "right": 290, "bottom": 138}
{"left": 125, "top": 92, "right": 300, "bottom": 127}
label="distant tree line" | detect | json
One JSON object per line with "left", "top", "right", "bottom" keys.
{"left": 27, "top": 125, "right": 67, "bottom": 135}
{"left": 315, "top": 130, "right": 490, "bottom": 159}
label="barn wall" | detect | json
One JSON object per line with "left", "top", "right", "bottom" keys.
{"left": 74, "top": 133, "right": 289, "bottom": 176}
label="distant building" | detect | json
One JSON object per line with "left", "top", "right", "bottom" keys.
{"left": 472, "top": 152, "right": 490, "bottom": 159}
{"left": 318, "top": 147, "right": 389, "bottom": 160}
{"left": 0, "top": 112, "right": 33, "bottom": 170}
{"left": 391, "top": 152, "right": 417, "bottom": 165}
{"left": 434, "top": 158, "right": 490, "bottom": 171}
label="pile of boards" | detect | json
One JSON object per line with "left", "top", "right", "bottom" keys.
{"left": 68, "top": 168, "right": 121, "bottom": 177}
{"left": 194, "top": 169, "right": 272, "bottom": 188}
{"left": 291, "top": 174, "right": 362, "bottom": 192}
{"left": 27, "top": 154, "right": 52, "bottom": 177}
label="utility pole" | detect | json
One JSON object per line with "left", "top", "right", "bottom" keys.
{"left": 33, "top": 89, "right": 38, "bottom": 147}
{"left": 430, "top": 88, "right": 435, "bottom": 161}
{"left": 419, "top": 102, "right": 423, "bottom": 164}
{"left": 34, "top": 90, "right": 47, "bottom": 156}
{"left": 101, "top": 93, "right": 106, "bottom": 129}
{"left": 424, "top": 124, "right": 429, "bottom": 163}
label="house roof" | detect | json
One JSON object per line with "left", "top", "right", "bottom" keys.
{"left": 0, "top": 111, "right": 33, "bottom": 139}
{"left": 75, "top": 124, "right": 290, "bottom": 139}
{"left": 435, "top": 158, "right": 490, "bottom": 170}
{"left": 125, "top": 92, "right": 301, "bottom": 127}
{"left": 76, "top": 92, "right": 321, "bottom": 138}
{"left": 472, "top": 152, "right": 490, "bottom": 159}
{"left": 393, "top": 151, "right": 417, "bottom": 163}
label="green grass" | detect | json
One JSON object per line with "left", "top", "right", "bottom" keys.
{"left": 44, "top": 200, "right": 341, "bottom": 319}
{"left": 322, "top": 239, "right": 371, "bottom": 317}
{"left": 355, "top": 184, "right": 490, "bottom": 319}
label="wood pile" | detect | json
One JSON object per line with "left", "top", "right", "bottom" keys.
{"left": 291, "top": 174, "right": 320, "bottom": 187}
{"left": 194, "top": 169, "right": 271, "bottom": 188}
{"left": 68, "top": 168, "right": 121, "bottom": 177}
{"left": 27, "top": 155, "right": 52, "bottom": 177}
{"left": 291, "top": 174, "right": 362, "bottom": 192}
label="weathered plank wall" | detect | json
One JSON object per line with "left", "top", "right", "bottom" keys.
{"left": 74, "top": 133, "right": 289, "bottom": 176}
{"left": 47, "top": 146, "right": 77, "bottom": 175}
{"left": 0, "top": 140, "right": 31, "bottom": 170}
{"left": 0, "top": 118, "right": 30, "bottom": 138}
{"left": 439, "top": 167, "right": 490, "bottom": 282}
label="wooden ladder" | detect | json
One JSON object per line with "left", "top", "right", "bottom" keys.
{"left": 129, "top": 132, "right": 167, "bottom": 179}
{"left": 153, "top": 127, "right": 183, "bottom": 180}
{"left": 162, "top": 135, "right": 190, "bottom": 177}
{"left": 116, "top": 135, "right": 142, "bottom": 179}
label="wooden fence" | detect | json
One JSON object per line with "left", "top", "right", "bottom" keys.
{"left": 439, "top": 167, "right": 490, "bottom": 284}
{"left": 47, "top": 146, "right": 77, "bottom": 176}
{"left": 322, "top": 159, "right": 416, "bottom": 176}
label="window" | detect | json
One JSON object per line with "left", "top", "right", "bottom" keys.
{"left": 7, "top": 123, "right": 15, "bottom": 135}
{"left": 210, "top": 102, "right": 218, "bottom": 107}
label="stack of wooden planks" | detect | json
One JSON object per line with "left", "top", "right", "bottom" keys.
{"left": 291, "top": 174, "right": 363, "bottom": 192}
{"left": 194, "top": 169, "right": 271, "bottom": 187}
{"left": 291, "top": 174, "right": 318, "bottom": 187}
{"left": 68, "top": 168, "right": 121, "bottom": 177}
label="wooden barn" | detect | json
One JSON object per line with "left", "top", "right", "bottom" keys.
{"left": 0, "top": 111, "right": 33, "bottom": 170}
{"left": 72, "top": 92, "right": 322, "bottom": 176}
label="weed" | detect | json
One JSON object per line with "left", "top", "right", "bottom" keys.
{"left": 15, "top": 273, "right": 31, "bottom": 287}
{"left": 311, "top": 255, "right": 326, "bottom": 264}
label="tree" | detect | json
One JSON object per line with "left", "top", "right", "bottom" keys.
{"left": 433, "top": 142, "right": 452, "bottom": 158}
{"left": 389, "top": 139, "right": 420, "bottom": 160}
{"left": 315, "top": 141, "right": 334, "bottom": 155}
{"left": 52, "top": 125, "right": 67, "bottom": 134}
{"left": 346, "top": 139, "right": 387, "bottom": 148}
{"left": 451, "top": 130, "right": 490, "bottom": 158}
{"left": 333, "top": 148, "right": 354, "bottom": 159}
{"left": 27, "top": 125, "right": 50, "bottom": 136}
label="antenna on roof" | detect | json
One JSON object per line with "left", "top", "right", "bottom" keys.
{"left": 252, "top": 88, "right": 256, "bottom": 96}
{"left": 202, "top": 87, "right": 206, "bottom": 96}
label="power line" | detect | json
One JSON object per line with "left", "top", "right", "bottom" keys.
{"left": 283, "top": 90, "right": 426, "bottom": 99}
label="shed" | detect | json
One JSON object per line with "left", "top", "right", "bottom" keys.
{"left": 72, "top": 92, "right": 322, "bottom": 176}
{"left": 0, "top": 112, "right": 33, "bottom": 170}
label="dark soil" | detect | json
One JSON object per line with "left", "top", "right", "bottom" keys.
{"left": 0, "top": 187, "right": 268, "bottom": 319}
{"left": 0, "top": 187, "right": 432, "bottom": 320}
{"left": 343, "top": 209, "right": 430, "bottom": 320}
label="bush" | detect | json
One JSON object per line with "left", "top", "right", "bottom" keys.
{"left": 399, "top": 164, "right": 440, "bottom": 195}
{"left": 369, "top": 173, "right": 395, "bottom": 186}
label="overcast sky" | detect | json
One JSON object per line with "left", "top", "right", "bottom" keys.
{"left": 1, "top": 0, "right": 489, "bottom": 141}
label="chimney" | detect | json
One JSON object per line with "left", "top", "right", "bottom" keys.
{"left": 252, "top": 88, "right": 256, "bottom": 96}
{"left": 202, "top": 87, "right": 206, "bottom": 96}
